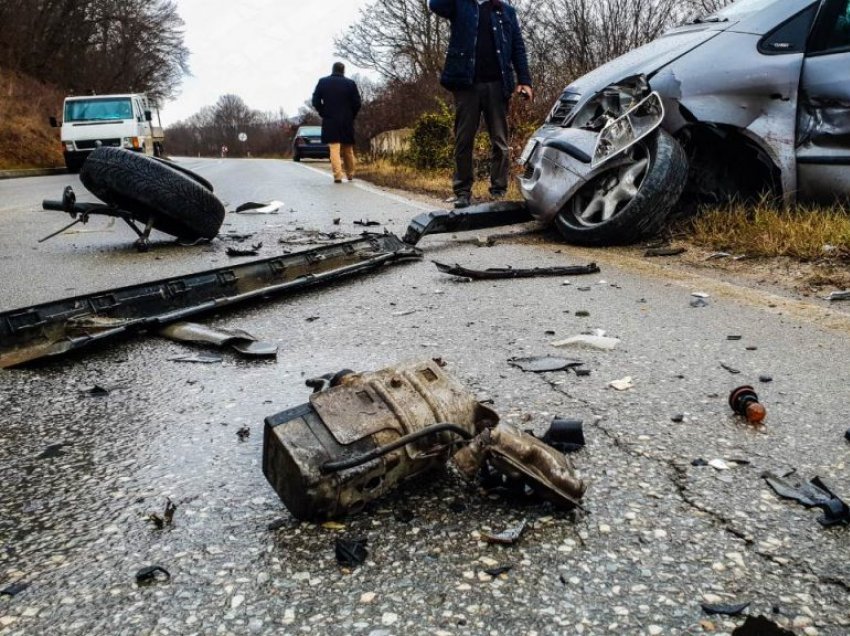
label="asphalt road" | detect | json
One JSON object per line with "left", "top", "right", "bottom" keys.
{"left": 1, "top": 158, "right": 849, "bottom": 635}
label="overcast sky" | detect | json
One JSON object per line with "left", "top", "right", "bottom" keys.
{"left": 161, "top": 0, "right": 375, "bottom": 126}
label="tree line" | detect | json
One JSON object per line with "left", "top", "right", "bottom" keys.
{"left": 0, "top": 0, "right": 189, "bottom": 102}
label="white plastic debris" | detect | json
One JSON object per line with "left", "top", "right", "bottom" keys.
{"left": 691, "top": 292, "right": 710, "bottom": 298}
{"left": 709, "top": 459, "right": 731, "bottom": 471}
{"left": 235, "top": 200, "right": 284, "bottom": 214}
{"left": 609, "top": 376, "right": 634, "bottom": 391}
{"left": 824, "top": 290, "right": 850, "bottom": 302}
{"left": 552, "top": 335, "right": 621, "bottom": 350}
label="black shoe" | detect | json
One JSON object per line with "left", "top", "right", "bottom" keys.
{"left": 454, "top": 195, "right": 471, "bottom": 209}
{"left": 490, "top": 190, "right": 507, "bottom": 200}
{"left": 334, "top": 179, "right": 342, "bottom": 184}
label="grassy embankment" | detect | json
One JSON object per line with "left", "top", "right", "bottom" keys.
{"left": 0, "top": 69, "right": 64, "bottom": 170}
{"left": 357, "top": 159, "right": 850, "bottom": 261}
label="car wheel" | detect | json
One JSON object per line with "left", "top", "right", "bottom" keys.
{"left": 80, "top": 147, "right": 225, "bottom": 240}
{"left": 553, "top": 129, "right": 688, "bottom": 246}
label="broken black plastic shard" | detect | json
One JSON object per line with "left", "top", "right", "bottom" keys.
{"left": 0, "top": 581, "right": 29, "bottom": 597}
{"left": 169, "top": 353, "right": 223, "bottom": 364}
{"left": 135, "top": 565, "right": 171, "bottom": 584}
{"left": 542, "top": 419, "right": 585, "bottom": 454}
{"left": 483, "top": 565, "right": 512, "bottom": 577}
{"left": 335, "top": 538, "right": 368, "bottom": 567}
{"left": 434, "top": 261, "right": 600, "bottom": 280}
{"left": 574, "top": 368, "right": 592, "bottom": 377}
{"left": 394, "top": 509, "right": 415, "bottom": 523}
{"left": 762, "top": 471, "right": 850, "bottom": 527}
{"left": 720, "top": 362, "right": 741, "bottom": 375}
{"left": 85, "top": 385, "right": 110, "bottom": 397}
{"left": 353, "top": 219, "right": 381, "bottom": 227}
{"left": 226, "top": 243, "right": 263, "bottom": 257}
{"left": 759, "top": 375, "right": 773, "bottom": 383}
{"left": 403, "top": 202, "right": 532, "bottom": 246}
{"left": 671, "top": 414, "right": 684, "bottom": 423}
{"left": 691, "top": 458, "right": 709, "bottom": 467}
{"left": 236, "top": 426, "right": 251, "bottom": 441}
{"left": 37, "top": 443, "right": 68, "bottom": 460}
{"left": 508, "top": 356, "right": 584, "bottom": 373}
{"left": 732, "top": 616, "right": 795, "bottom": 635}
{"left": 482, "top": 520, "right": 527, "bottom": 545}
{"left": 701, "top": 601, "right": 751, "bottom": 616}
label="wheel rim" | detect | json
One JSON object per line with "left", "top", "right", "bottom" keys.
{"left": 567, "top": 146, "right": 650, "bottom": 228}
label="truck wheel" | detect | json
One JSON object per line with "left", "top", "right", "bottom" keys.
{"left": 553, "top": 129, "right": 688, "bottom": 246}
{"left": 65, "top": 156, "right": 84, "bottom": 174}
{"left": 80, "top": 147, "right": 225, "bottom": 240}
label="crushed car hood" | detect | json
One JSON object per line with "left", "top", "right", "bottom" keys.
{"left": 564, "top": 26, "right": 725, "bottom": 110}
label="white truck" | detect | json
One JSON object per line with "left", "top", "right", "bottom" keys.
{"left": 51, "top": 93, "right": 165, "bottom": 172}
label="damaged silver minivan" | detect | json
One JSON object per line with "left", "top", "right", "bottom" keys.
{"left": 518, "top": 0, "right": 850, "bottom": 245}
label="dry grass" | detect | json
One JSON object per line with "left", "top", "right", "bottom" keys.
{"left": 0, "top": 69, "right": 64, "bottom": 170}
{"left": 357, "top": 158, "right": 523, "bottom": 202}
{"left": 686, "top": 199, "right": 850, "bottom": 260}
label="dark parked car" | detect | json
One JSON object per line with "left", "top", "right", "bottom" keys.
{"left": 291, "top": 126, "right": 329, "bottom": 162}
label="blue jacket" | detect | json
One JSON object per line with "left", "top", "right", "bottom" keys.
{"left": 429, "top": 0, "right": 532, "bottom": 98}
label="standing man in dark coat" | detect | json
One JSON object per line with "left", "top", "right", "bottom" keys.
{"left": 312, "top": 62, "right": 362, "bottom": 183}
{"left": 429, "top": 0, "right": 532, "bottom": 208}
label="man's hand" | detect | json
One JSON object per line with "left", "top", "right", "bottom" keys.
{"left": 516, "top": 85, "right": 533, "bottom": 101}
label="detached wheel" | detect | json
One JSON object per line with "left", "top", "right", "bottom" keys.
{"left": 554, "top": 129, "right": 688, "bottom": 246}
{"left": 80, "top": 147, "right": 225, "bottom": 240}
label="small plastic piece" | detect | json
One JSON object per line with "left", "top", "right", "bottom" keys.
{"left": 729, "top": 386, "right": 766, "bottom": 424}
{"left": 551, "top": 335, "right": 621, "bottom": 350}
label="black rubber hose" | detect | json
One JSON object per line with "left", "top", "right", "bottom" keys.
{"left": 320, "top": 423, "right": 474, "bottom": 474}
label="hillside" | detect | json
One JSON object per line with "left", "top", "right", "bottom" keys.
{"left": 0, "top": 69, "right": 64, "bottom": 170}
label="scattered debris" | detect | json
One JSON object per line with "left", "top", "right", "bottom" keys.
{"left": 762, "top": 471, "right": 850, "bottom": 527}
{"left": 732, "top": 616, "right": 795, "bottom": 635}
{"left": 221, "top": 232, "right": 256, "bottom": 243}
{"left": 692, "top": 458, "right": 709, "bottom": 467}
{"left": 335, "top": 538, "right": 368, "bottom": 567}
{"left": 692, "top": 292, "right": 710, "bottom": 298}
{"left": 508, "top": 356, "right": 583, "bottom": 373}
{"left": 482, "top": 520, "right": 528, "bottom": 545}
{"left": 0, "top": 234, "right": 420, "bottom": 368}
{"left": 729, "top": 386, "right": 766, "bottom": 424}
{"left": 391, "top": 309, "right": 418, "bottom": 317}
{"left": 434, "top": 261, "right": 600, "bottom": 281}
{"left": 0, "top": 582, "right": 29, "bottom": 597}
{"left": 706, "top": 252, "right": 731, "bottom": 260}
{"left": 403, "top": 201, "right": 532, "bottom": 246}
{"left": 84, "top": 385, "right": 111, "bottom": 398}
{"left": 709, "top": 459, "right": 731, "bottom": 471}
{"left": 234, "top": 200, "right": 283, "bottom": 214}
{"left": 574, "top": 368, "right": 592, "bottom": 377}
{"left": 759, "top": 375, "right": 773, "bottom": 383}
{"left": 644, "top": 246, "right": 686, "bottom": 257}
{"left": 690, "top": 297, "right": 709, "bottom": 308}
{"left": 551, "top": 334, "right": 620, "bottom": 350}
{"left": 160, "top": 322, "right": 278, "bottom": 358}
{"left": 353, "top": 219, "right": 381, "bottom": 227}
{"left": 237, "top": 426, "right": 251, "bottom": 441}
{"left": 332, "top": 217, "right": 341, "bottom": 225}
{"left": 824, "top": 290, "right": 850, "bottom": 302}
{"left": 701, "top": 601, "right": 751, "bottom": 616}
{"left": 37, "top": 443, "right": 69, "bottom": 460}
{"left": 277, "top": 230, "right": 350, "bottom": 246}
{"left": 727, "top": 335, "right": 742, "bottom": 341}
{"left": 226, "top": 243, "right": 263, "bottom": 257}
{"left": 149, "top": 499, "right": 177, "bottom": 529}
{"left": 483, "top": 565, "right": 512, "bottom": 577}
{"left": 671, "top": 414, "right": 684, "bottom": 423}
{"left": 609, "top": 377, "right": 634, "bottom": 391}
{"left": 135, "top": 565, "right": 171, "bottom": 584}
{"left": 577, "top": 286, "right": 592, "bottom": 292}
{"left": 541, "top": 418, "right": 585, "bottom": 454}
{"left": 168, "top": 353, "right": 223, "bottom": 364}
{"left": 720, "top": 362, "right": 741, "bottom": 375}
{"left": 575, "top": 310, "right": 590, "bottom": 318}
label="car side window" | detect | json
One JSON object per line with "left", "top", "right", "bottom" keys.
{"left": 808, "top": 0, "right": 850, "bottom": 54}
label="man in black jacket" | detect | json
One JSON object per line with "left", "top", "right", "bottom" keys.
{"left": 430, "top": 0, "right": 533, "bottom": 208}
{"left": 312, "top": 62, "right": 362, "bottom": 183}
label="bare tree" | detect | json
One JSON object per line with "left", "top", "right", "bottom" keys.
{"left": 334, "top": 0, "right": 448, "bottom": 83}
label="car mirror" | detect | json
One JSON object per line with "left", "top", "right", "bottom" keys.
{"left": 49, "top": 116, "right": 59, "bottom": 128}
{"left": 144, "top": 110, "right": 153, "bottom": 122}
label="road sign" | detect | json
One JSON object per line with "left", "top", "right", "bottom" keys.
{"left": 238, "top": 132, "right": 248, "bottom": 142}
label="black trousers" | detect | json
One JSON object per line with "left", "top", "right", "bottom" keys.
{"left": 452, "top": 81, "right": 510, "bottom": 197}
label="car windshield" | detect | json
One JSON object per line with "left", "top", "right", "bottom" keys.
{"left": 298, "top": 127, "right": 322, "bottom": 137}
{"left": 65, "top": 98, "right": 133, "bottom": 123}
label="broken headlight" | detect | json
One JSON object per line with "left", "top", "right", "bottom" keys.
{"left": 591, "top": 92, "right": 664, "bottom": 167}
{"left": 571, "top": 74, "right": 651, "bottom": 131}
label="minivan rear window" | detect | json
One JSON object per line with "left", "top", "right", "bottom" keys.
{"left": 65, "top": 98, "right": 133, "bottom": 123}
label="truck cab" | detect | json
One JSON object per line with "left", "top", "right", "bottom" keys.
{"left": 53, "top": 93, "right": 165, "bottom": 172}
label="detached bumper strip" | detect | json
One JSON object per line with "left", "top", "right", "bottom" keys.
{"left": 0, "top": 233, "right": 421, "bottom": 368}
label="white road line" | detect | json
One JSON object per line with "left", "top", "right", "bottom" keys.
{"left": 295, "top": 162, "right": 434, "bottom": 212}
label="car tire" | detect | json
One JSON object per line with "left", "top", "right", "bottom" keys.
{"left": 79, "top": 147, "right": 225, "bottom": 240}
{"left": 553, "top": 129, "right": 688, "bottom": 246}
